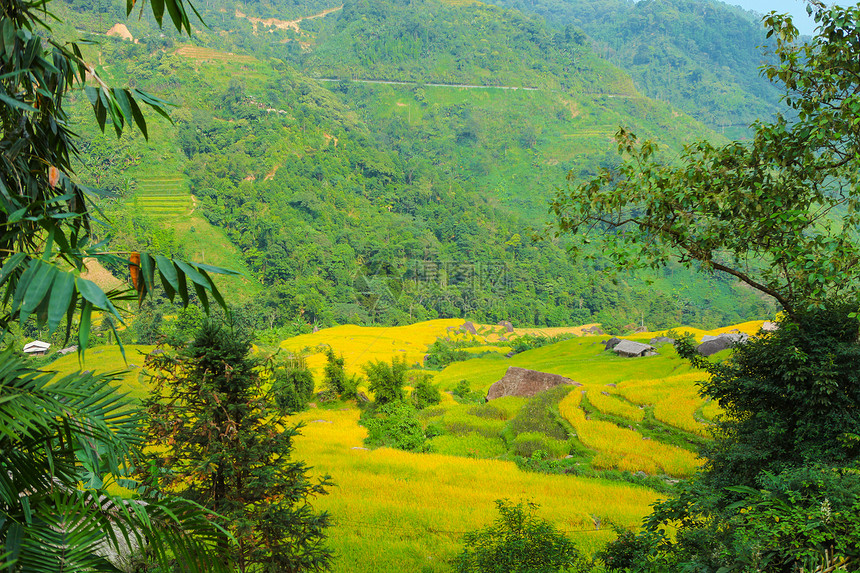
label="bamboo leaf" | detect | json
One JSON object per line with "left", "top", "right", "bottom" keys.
{"left": 78, "top": 301, "right": 93, "bottom": 358}
{"left": 47, "top": 271, "right": 74, "bottom": 335}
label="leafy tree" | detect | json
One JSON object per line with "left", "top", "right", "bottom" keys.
{"left": 0, "top": 349, "right": 224, "bottom": 572}
{"left": 142, "top": 321, "right": 333, "bottom": 572}
{"left": 551, "top": 3, "right": 860, "bottom": 319}
{"left": 679, "top": 307, "right": 860, "bottom": 491}
{"left": 452, "top": 379, "right": 482, "bottom": 404}
{"left": 0, "top": 0, "right": 235, "bottom": 568}
{"left": 363, "top": 357, "right": 407, "bottom": 405}
{"left": 322, "top": 346, "right": 347, "bottom": 397}
{"left": 452, "top": 499, "right": 593, "bottom": 573}
{"left": 0, "top": 0, "right": 230, "bottom": 354}
{"left": 272, "top": 356, "right": 316, "bottom": 414}
{"left": 363, "top": 401, "right": 427, "bottom": 452}
{"left": 555, "top": 4, "right": 860, "bottom": 570}
{"left": 410, "top": 374, "right": 441, "bottom": 409}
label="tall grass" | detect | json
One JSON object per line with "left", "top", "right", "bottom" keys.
{"left": 289, "top": 408, "right": 664, "bottom": 572}
{"left": 587, "top": 391, "right": 645, "bottom": 422}
{"left": 559, "top": 391, "right": 701, "bottom": 477}
{"left": 617, "top": 373, "right": 710, "bottom": 436}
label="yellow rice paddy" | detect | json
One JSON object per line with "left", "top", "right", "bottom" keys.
{"left": 289, "top": 408, "right": 664, "bottom": 572}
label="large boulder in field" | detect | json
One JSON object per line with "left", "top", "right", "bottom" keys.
{"left": 460, "top": 321, "right": 478, "bottom": 335}
{"left": 603, "top": 337, "right": 622, "bottom": 350}
{"left": 698, "top": 331, "right": 749, "bottom": 356}
{"left": 697, "top": 337, "right": 733, "bottom": 356}
{"left": 486, "top": 367, "right": 579, "bottom": 400}
{"left": 498, "top": 320, "right": 514, "bottom": 333}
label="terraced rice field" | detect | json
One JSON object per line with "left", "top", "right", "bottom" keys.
{"left": 128, "top": 175, "right": 193, "bottom": 219}
{"left": 289, "top": 407, "right": 663, "bottom": 572}
{"left": 175, "top": 45, "right": 257, "bottom": 63}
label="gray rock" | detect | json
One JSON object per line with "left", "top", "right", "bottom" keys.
{"left": 697, "top": 331, "right": 749, "bottom": 356}
{"left": 460, "top": 321, "right": 478, "bottom": 335}
{"left": 498, "top": 320, "right": 514, "bottom": 333}
{"left": 649, "top": 336, "right": 675, "bottom": 346}
{"left": 604, "top": 337, "right": 622, "bottom": 350}
{"left": 697, "top": 337, "right": 734, "bottom": 356}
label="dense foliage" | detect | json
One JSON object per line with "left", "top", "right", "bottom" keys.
{"left": 484, "top": 0, "right": 784, "bottom": 137}
{"left": 0, "top": 0, "right": 236, "bottom": 568}
{"left": 575, "top": 4, "right": 860, "bottom": 571}
{"left": 554, "top": 2, "right": 860, "bottom": 318}
{"left": 142, "top": 322, "right": 333, "bottom": 572}
{"left": 364, "top": 358, "right": 407, "bottom": 405}
{"left": 363, "top": 400, "right": 429, "bottom": 452}
{"left": 680, "top": 307, "right": 860, "bottom": 491}
{"left": 453, "top": 499, "right": 592, "bottom": 573}
{"left": 0, "top": 349, "right": 223, "bottom": 572}
{"left": 55, "top": 0, "right": 775, "bottom": 334}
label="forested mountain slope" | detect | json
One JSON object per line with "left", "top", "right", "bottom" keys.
{"left": 481, "top": 0, "right": 786, "bottom": 138}
{"left": 56, "top": 0, "right": 773, "bottom": 335}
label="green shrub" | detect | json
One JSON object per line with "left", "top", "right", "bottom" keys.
{"left": 363, "top": 401, "right": 427, "bottom": 452}
{"left": 509, "top": 333, "right": 575, "bottom": 355}
{"left": 411, "top": 374, "right": 441, "bottom": 409}
{"left": 507, "top": 386, "right": 572, "bottom": 441}
{"left": 452, "top": 499, "right": 593, "bottom": 573}
{"left": 323, "top": 347, "right": 347, "bottom": 396}
{"left": 514, "top": 450, "right": 581, "bottom": 476}
{"left": 467, "top": 404, "right": 508, "bottom": 420}
{"left": 424, "top": 341, "right": 475, "bottom": 369}
{"left": 442, "top": 408, "right": 507, "bottom": 438}
{"left": 271, "top": 361, "right": 315, "bottom": 413}
{"left": 364, "top": 358, "right": 407, "bottom": 405}
{"left": 453, "top": 379, "right": 483, "bottom": 404}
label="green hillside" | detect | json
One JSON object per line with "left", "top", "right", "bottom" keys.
{"left": 480, "top": 0, "right": 787, "bottom": 139}
{"left": 56, "top": 0, "right": 774, "bottom": 335}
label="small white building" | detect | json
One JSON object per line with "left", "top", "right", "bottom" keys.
{"left": 23, "top": 340, "right": 51, "bottom": 356}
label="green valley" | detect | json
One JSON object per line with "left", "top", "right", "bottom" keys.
{"left": 6, "top": 0, "right": 859, "bottom": 571}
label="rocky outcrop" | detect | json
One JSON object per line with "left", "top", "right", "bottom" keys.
{"left": 697, "top": 331, "right": 748, "bottom": 356}
{"left": 498, "top": 320, "right": 514, "bottom": 333}
{"left": 460, "top": 321, "right": 478, "bottom": 335}
{"left": 486, "top": 366, "right": 579, "bottom": 400}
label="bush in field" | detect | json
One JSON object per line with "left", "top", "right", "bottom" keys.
{"left": 425, "top": 340, "right": 475, "bottom": 368}
{"left": 364, "top": 358, "right": 407, "bottom": 405}
{"left": 363, "top": 401, "right": 427, "bottom": 452}
{"left": 272, "top": 357, "right": 315, "bottom": 413}
{"left": 511, "top": 433, "right": 569, "bottom": 459}
{"left": 322, "top": 347, "right": 348, "bottom": 397}
{"left": 453, "top": 499, "right": 593, "bottom": 573}
{"left": 453, "top": 379, "right": 483, "bottom": 403}
{"left": 411, "top": 374, "right": 441, "bottom": 409}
